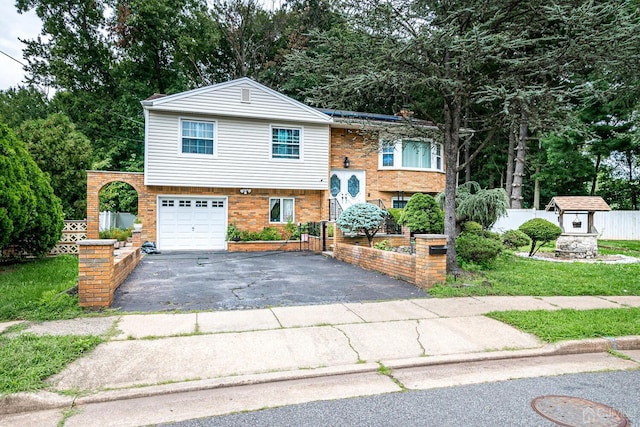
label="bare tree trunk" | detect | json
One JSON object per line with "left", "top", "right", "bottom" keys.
{"left": 505, "top": 120, "right": 516, "bottom": 205}
{"left": 533, "top": 138, "right": 541, "bottom": 209}
{"left": 464, "top": 101, "right": 471, "bottom": 183}
{"left": 628, "top": 152, "right": 637, "bottom": 210}
{"left": 444, "top": 95, "right": 462, "bottom": 273}
{"left": 590, "top": 154, "right": 601, "bottom": 196}
{"left": 511, "top": 110, "right": 528, "bottom": 209}
{"left": 533, "top": 165, "right": 540, "bottom": 210}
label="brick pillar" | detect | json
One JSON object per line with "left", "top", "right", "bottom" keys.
{"left": 414, "top": 234, "right": 447, "bottom": 289}
{"left": 132, "top": 230, "right": 142, "bottom": 248}
{"left": 402, "top": 225, "right": 411, "bottom": 240}
{"left": 78, "top": 239, "right": 116, "bottom": 308}
{"left": 86, "top": 176, "right": 100, "bottom": 239}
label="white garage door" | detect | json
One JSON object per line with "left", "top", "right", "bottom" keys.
{"left": 157, "top": 197, "right": 227, "bottom": 250}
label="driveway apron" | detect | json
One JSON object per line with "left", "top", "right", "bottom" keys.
{"left": 113, "top": 251, "right": 429, "bottom": 312}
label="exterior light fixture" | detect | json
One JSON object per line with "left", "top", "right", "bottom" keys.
{"left": 344, "top": 156, "right": 350, "bottom": 168}
{"left": 239, "top": 188, "right": 252, "bottom": 195}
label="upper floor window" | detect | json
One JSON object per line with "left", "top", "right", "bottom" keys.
{"left": 181, "top": 120, "right": 215, "bottom": 155}
{"left": 379, "top": 139, "right": 443, "bottom": 171}
{"left": 382, "top": 145, "right": 395, "bottom": 167}
{"left": 272, "top": 126, "right": 301, "bottom": 159}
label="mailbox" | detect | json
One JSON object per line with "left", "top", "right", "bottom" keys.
{"left": 429, "top": 245, "right": 447, "bottom": 255}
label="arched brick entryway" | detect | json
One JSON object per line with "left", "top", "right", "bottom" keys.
{"left": 86, "top": 171, "right": 147, "bottom": 240}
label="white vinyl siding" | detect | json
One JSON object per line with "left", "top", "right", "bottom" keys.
{"left": 145, "top": 112, "right": 329, "bottom": 189}
{"left": 144, "top": 80, "right": 331, "bottom": 124}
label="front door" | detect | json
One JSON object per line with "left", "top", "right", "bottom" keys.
{"left": 330, "top": 170, "right": 366, "bottom": 213}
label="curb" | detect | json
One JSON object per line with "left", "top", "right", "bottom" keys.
{"left": 2, "top": 336, "right": 639, "bottom": 416}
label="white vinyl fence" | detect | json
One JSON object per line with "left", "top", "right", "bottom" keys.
{"left": 99, "top": 211, "right": 136, "bottom": 231}
{"left": 492, "top": 209, "right": 640, "bottom": 240}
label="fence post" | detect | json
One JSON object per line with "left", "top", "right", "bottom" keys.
{"left": 78, "top": 239, "right": 116, "bottom": 308}
{"left": 414, "top": 234, "right": 447, "bottom": 289}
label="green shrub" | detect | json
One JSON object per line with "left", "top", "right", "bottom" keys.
{"left": 502, "top": 229, "right": 532, "bottom": 249}
{"left": 462, "top": 221, "right": 483, "bottom": 235}
{"left": 519, "top": 218, "right": 562, "bottom": 256}
{"left": 226, "top": 223, "right": 241, "bottom": 241}
{"left": 387, "top": 208, "right": 403, "bottom": 222}
{"left": 99, "top": 228, "right": 131, "bottom": 241}
{"left": 234, "top": 226, "right": 283, "bottom": 241}
{"left": 462, "top": 221, "right": 501, "bottom": 241}
{"left": 398, "top": 193, "right": 444, "bottom": 234}
{"left": 437, "top": 181, "right": 508, "bottom": 229}
{"left": 373, "top": 240, "right": 391, "bottom": 251}
{"left": 0, "top": 123, "right": 33, "bottom": 250}
{"left": 12, "top": 154, "right": 64, "bottom": 256}
{"left": 337, "top": 203, "right": 386, "bottom": 247}
{"left": 456, "top": 233, "right": 503, "bottom": 267}
{"left": 1, "top": 122, "right": 64, "bottom": 256}
{"left": 259, "top": 227, "right": 282, "bottom": 241}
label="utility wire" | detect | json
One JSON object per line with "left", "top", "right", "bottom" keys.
{"left": 0, "top": 49, "right": 26, "bottom": 66}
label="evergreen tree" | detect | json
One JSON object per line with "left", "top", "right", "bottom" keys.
{"left": 0, "top": 122, "right": 63, "bottom": 255}
{"left": 18, "top": 113, "right": 93, "bottom": 219}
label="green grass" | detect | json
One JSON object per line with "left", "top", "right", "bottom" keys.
{"left": 487, "top": 308, "right": 640, "bottom": 343}
{"left": 599, "top": 240, "right": 640, "bottom": 257}
{"left": 430, "top": 251, "right": 640, "bottom": 297}
{"left": 0, "top": 333, "right": 102, "bottom": 394}
{"left": 0, "top": 255, "right": 82, "bottom": 321}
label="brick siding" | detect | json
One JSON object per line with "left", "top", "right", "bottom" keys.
{"left": 325, "top": 128, "right": 446, "bottom": 216}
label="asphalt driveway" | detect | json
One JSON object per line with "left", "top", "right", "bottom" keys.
{"left": 113, "top": 251, "right": 429, "bottom": 312}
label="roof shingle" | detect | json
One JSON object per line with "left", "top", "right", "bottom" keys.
{"left": 545, "top": 196, "right": 611, "bottom": 212}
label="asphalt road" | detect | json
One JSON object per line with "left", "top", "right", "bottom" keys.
{"left": 160, "top": 370, "right": 640, "bottom": 427}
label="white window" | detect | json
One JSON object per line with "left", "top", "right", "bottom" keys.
{"left": 379, "top": 139, "right": 443, "bottom": 171}
{"left": 269, "top": 198, "right": 294, "bottom": 223}
{"left": 181, "top": 120, "right": 215, "bottom": 155}
{"left": 271, "top": 126, "right": 301, "bottom": 159}
{"left": 382, "top": 144, "right": 395, "bottom": 167}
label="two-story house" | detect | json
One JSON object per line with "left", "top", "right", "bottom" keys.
{"left": 86, "top": 78, "right": 445, "bottom": 250}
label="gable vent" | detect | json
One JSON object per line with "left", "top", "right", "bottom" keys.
{"left": 241, "top": 88, "right": 251, "bottom": 103}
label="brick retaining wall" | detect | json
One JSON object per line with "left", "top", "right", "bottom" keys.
{"left": 335, "top": 243, "right": 416, "bottom": 283}
{"left": 78, "top": 231, "right": 143, "bottom": 308}
{"left": 334, "top": 229, "right": 447, "bottom": 289}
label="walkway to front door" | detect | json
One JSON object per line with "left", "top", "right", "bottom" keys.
{"left": 113, "top": 251, "right": 428, "bottom": 312}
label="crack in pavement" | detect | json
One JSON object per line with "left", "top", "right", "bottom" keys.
{"left": 331, "top": 325, "right": 363, "bottom": 362}
{"left": 415, "top": 320, "right": 427, "bottom": 356}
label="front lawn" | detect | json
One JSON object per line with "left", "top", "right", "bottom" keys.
{"left": 487, "top": 308, "right": 640, "bottom": 343}
{"left": 430, "top": 243, "right": 640, "bottom": 297}
{"left": 0, "top": 333, "right": 102, "bottom": 394}
{"left": 599, "top": 240, "right": 640, "bottom": 257}
{"left": 0, "top": 255, "right": 82, "bottom": 321}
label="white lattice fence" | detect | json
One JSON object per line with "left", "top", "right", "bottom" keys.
{"left": 50, "top": 220, "right": 87, "bottom": 255}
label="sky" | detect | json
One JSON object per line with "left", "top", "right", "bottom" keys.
{"left": 0, "top": 0, "right": 284, "bottom": 92}
{"left": 0, "top": 2, "right": 41, "bottom": 91}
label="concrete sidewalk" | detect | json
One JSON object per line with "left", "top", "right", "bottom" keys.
{"left": 2, "top": 295, "right": 640, "bottom": 426}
